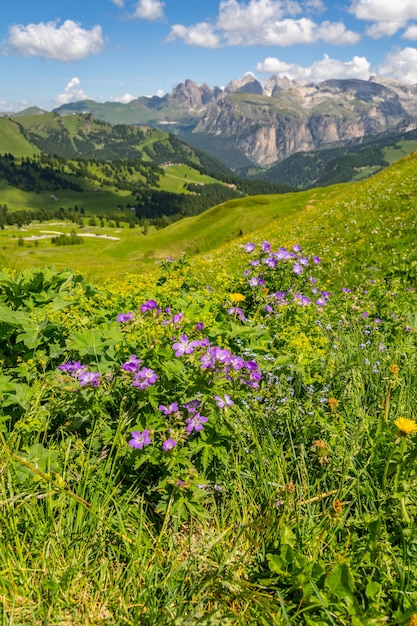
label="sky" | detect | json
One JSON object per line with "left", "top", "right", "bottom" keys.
{"left": 2, "top": 0, "right": 417, "bottom": 112}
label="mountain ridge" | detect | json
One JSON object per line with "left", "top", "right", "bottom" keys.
{"left": 45, "top": 74, "right": 417, "bottom": 170}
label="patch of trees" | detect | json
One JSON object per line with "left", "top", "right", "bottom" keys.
{"left": 51, "top": 234, "right": 84, "bottom": 246}
{"left": 0, "top": 154, "right": 83, "bottom": 193}
{"left": 134, "top": 183, "right": 241, "bottom": 220}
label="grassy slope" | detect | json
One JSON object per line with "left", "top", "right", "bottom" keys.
{"left": 3, "top": 150, "right": 417, "bottom": 285}
{"left": 0, "top": 118, "right": 41, "bottom": 157}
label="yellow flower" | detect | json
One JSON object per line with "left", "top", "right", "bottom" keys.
{"left": 394, "top": 417, "right": 417, "bottom": 436}
{"left": 409, "top": 614, "right": 417, "bottom": 626}
{"left": 229, "top": 292, "right": 246, "bottom": 303}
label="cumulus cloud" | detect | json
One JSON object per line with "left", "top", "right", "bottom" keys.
{"left": 377, "top": 47, "right": 417, "bottom": 83}
{"left": 402, "top": 24, "right": 417, "bottom": 40}
{"left": 54, "top": 77, "right": 89, "bottom": 105}
{"left": 167, "top": 23, "right": 221, "bottom": 48}
{"left": 349, "top": 0, "right": 417, "bottom": 37}
{"left": 6, "top": 20, "right": 104, "bottom": 62}
{"left": 167, "top": 0, "right": 360, "bottom": 48}
{"left": 256, "top": 54, "right": 371, "bottom": 81}
{"left": 133, "top": 0, "right": 165, "bottom": 20}
{"left": 110, "top": 93, "right": 137, "bottom": 103}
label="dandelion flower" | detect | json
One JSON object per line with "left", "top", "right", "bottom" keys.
{"left": 229, "top": 292, "right": 246, "bottom": 303}
{"left": 394, "top": 417, "right": 417, "bottom": 436}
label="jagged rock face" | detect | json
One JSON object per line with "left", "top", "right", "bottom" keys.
{"left": 53, "top": 74, "right": 417, "bottom": 168}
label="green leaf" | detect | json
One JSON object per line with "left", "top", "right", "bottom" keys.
{"left": 325, "top": 562, "right": 356, "bottom": 606}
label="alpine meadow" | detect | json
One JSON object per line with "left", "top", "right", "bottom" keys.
{"left": 3, "top": 105, "right": 417, "bottom": 626}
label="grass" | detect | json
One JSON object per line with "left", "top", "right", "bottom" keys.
{"left": 2, "top": 153, "right": 417, "bottom": 624}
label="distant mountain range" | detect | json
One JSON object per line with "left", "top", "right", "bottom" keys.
{"left": 41, "top": 73, "right": 417, "bottom": 172}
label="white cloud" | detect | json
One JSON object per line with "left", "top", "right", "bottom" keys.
{"left": 6, "top": 20, "right": 104, "bottom": 62}
{"left": 54, "top": 77, "right": 89, "bottom": 105}
{"left": 402, "top": 24, "right": 417, "bottom": 39}
{"left": 167, "top": 23, "right": 221, "bottom": 48}
{"left": 349, "top": 0, "right": 417, "bottom": 37}
{"left": 110, "top": 93, "right": 137, "bottom": 103}
{"left": 133, "top": 0, "right": 165, "bottom": 20}
{"left": 257, "top": 54, "right": 371, "bottom": 81}
{"left": 111, "top": 0, "right": 125, "bottom": 6}
{"left": 167, "top": 0, "right": 360, "bottom": 48}
{"left": 377, "top": 47, "right": 417, "bottom": 83}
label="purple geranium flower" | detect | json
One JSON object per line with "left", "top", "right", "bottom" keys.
{"left": 132, "top": 367, "right": 158, "bottom": 389}
{"left": 117, "top": 312, "right": 134, "bottom": 323}
{"left": 292, "top": 262, "right": 304, "bottom": 275}
{"left": 140, "top": 299, "right": 158, "bottom": 313}
{"left": 186, "top": 412, "right": 208, "bottom": 433}
{"left": 78, "top": 370, "right": 100, "bottom": 387}
{"left": 162, "top": 438, "right": 177, "bottom": 451}
{"left": 58, "top": 361, "right": 86, "bottom": 376}
{"left": 129, "top": 429, "right": 151, "bottom": 449}
{"left": 172, "top": 334, "right": 199, "bottom": 357}
{"left": 122, "top": 354, "right": 143, "bottom": 372}
{"left": 182, "top": 399, "right": 201, "bottom": 413}
{"left": 244, "top": 242, "right": 256, "bottom": 253}
{"left": 159, "top": 402, "right": 179, "bottom": 415}
{"left": 214, "top": 394, "right": 234, "bottom": 408}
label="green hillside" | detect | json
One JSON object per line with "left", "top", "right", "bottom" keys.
{"left": 0, "top": 117, "right": 41, "bottom": 157}
{"left": 3, "top": 149, "right": 417, "bottom": 286}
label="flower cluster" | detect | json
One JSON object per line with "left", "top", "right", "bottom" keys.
{"left": 58, "top": 361, "right": 100, "bottom": 388}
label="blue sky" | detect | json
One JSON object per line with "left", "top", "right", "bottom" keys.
{"left": 2, "top": 0, "right": 417, "bottom": 112}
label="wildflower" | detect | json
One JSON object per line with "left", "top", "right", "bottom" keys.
{"left": 292, "top": 262, "right": 304, "bottom": 275}
{"left": 186, "top": 412, "right": 208, "bottom": 433}
{"left": 140, "top": 299, "right": 158, "bottom": 313}
{"left": 332, "top": 499, "right": 343, "bottom": 514}
{"left": 58, "top": 361, "right": 86, "bottom": 376}
{"left": 162, "top": 438, "right": 177, "bottom": 451}
{"left": 293, "top": 244, "right": 302, "bottom": 252}
{"left": 244, "top": 242, "right": 255, "bottom": 252}
{"left": 122, "top": 354, "right": 143, "bottom": 372}
{"left": 312, "top": 440, "right": 328, "bottom": 463}
{"left": 78, "top": 370, "right": 100, "bottom": 388}
{"left": 182, "top": 399, "right": 201, "bottom": 413}
{"left": 313, "top": 255, "right": 321, "bottom": 264}
{"left": 328, "top": 397, "right": 339, "bottom": 412}
{"left": 196, "top": 322, "right": 204, "bottom": 331}
{"left": 172, "top": 334, "right": 198, "bottom": 357}
{"left": 229, "top": 292, "right": 246, "bottom": 303}
{"left": 214, "top": 394, "right": 234, "bottom": 408}
{"left": 159, "top": 402, "right": 179, "bottom": 415}
{"left": 394, "top": 417, "right": 417, "bottom": 436}
{"left": 129, "top": 429, "right": 151, "bottom": 449}
{"left": 117, "top": 312, "right": 134, "bottom": 323}
{"left": 408, "top": 614, "right": 417, "bottom": 626}
{"left": 132, "top": 367, "right": 158, "bottom": 389}
{"left": 261, "top": 240, "right": 271, "bottom": 252}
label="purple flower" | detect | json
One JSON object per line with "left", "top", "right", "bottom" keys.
{"left": 129, "top": 429, "right": 151, "bottom": 449}
{"left": 275, "top": 247, "right": 290, "bottom": 260}
{"left": 132, "top": 367, "right": 158, "bottom": 389}
{"left": 159, "top": 402, "right": 179, "bottom": 415}
{"left": 292, "top": 262, "right": 304, "bottom": 275}
{"left": 214, "top": 394, "right": 234, "bottom": 408}
{"left": 78, "top": 370, "right": 100, "bottom": 387}
{"left": 244, "top": 242, "right": 256, "bottom": 253}
{"left": 186, "top": 412, "right": 208, "bottom": 433}
{"left": 58, "top": 361, "right": 86, "bottom": 376}
{"left": 162, "top": 438, "right": 177, "bottom": 451}
{"left": 140, "top": 299, "right": 158, "bottom": 313}
{"left": 182, "top": 399, "right": 202, "bottom": 413}
{"left": 313, "top": 255, "right": 321, "bottom": 264}
{"left": 261, "top": 240, "right": 271, "bottom": 252}
{"left": 249, "top": 276, "right": 265, "bottom": 287}
{"left": 293, "top": 244, "right": 302, "bottom": 253}
{"left": 196, "top": 322, "right": 204, "bottom": 331}
{"left": 172, "top": 334, "right": 198, "bottom": 357}
{"left": 122, "top": 354, "right": 143, "bottom": 372}
{"left": 117, "top": 312, "right": 134, "bottom": 323}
